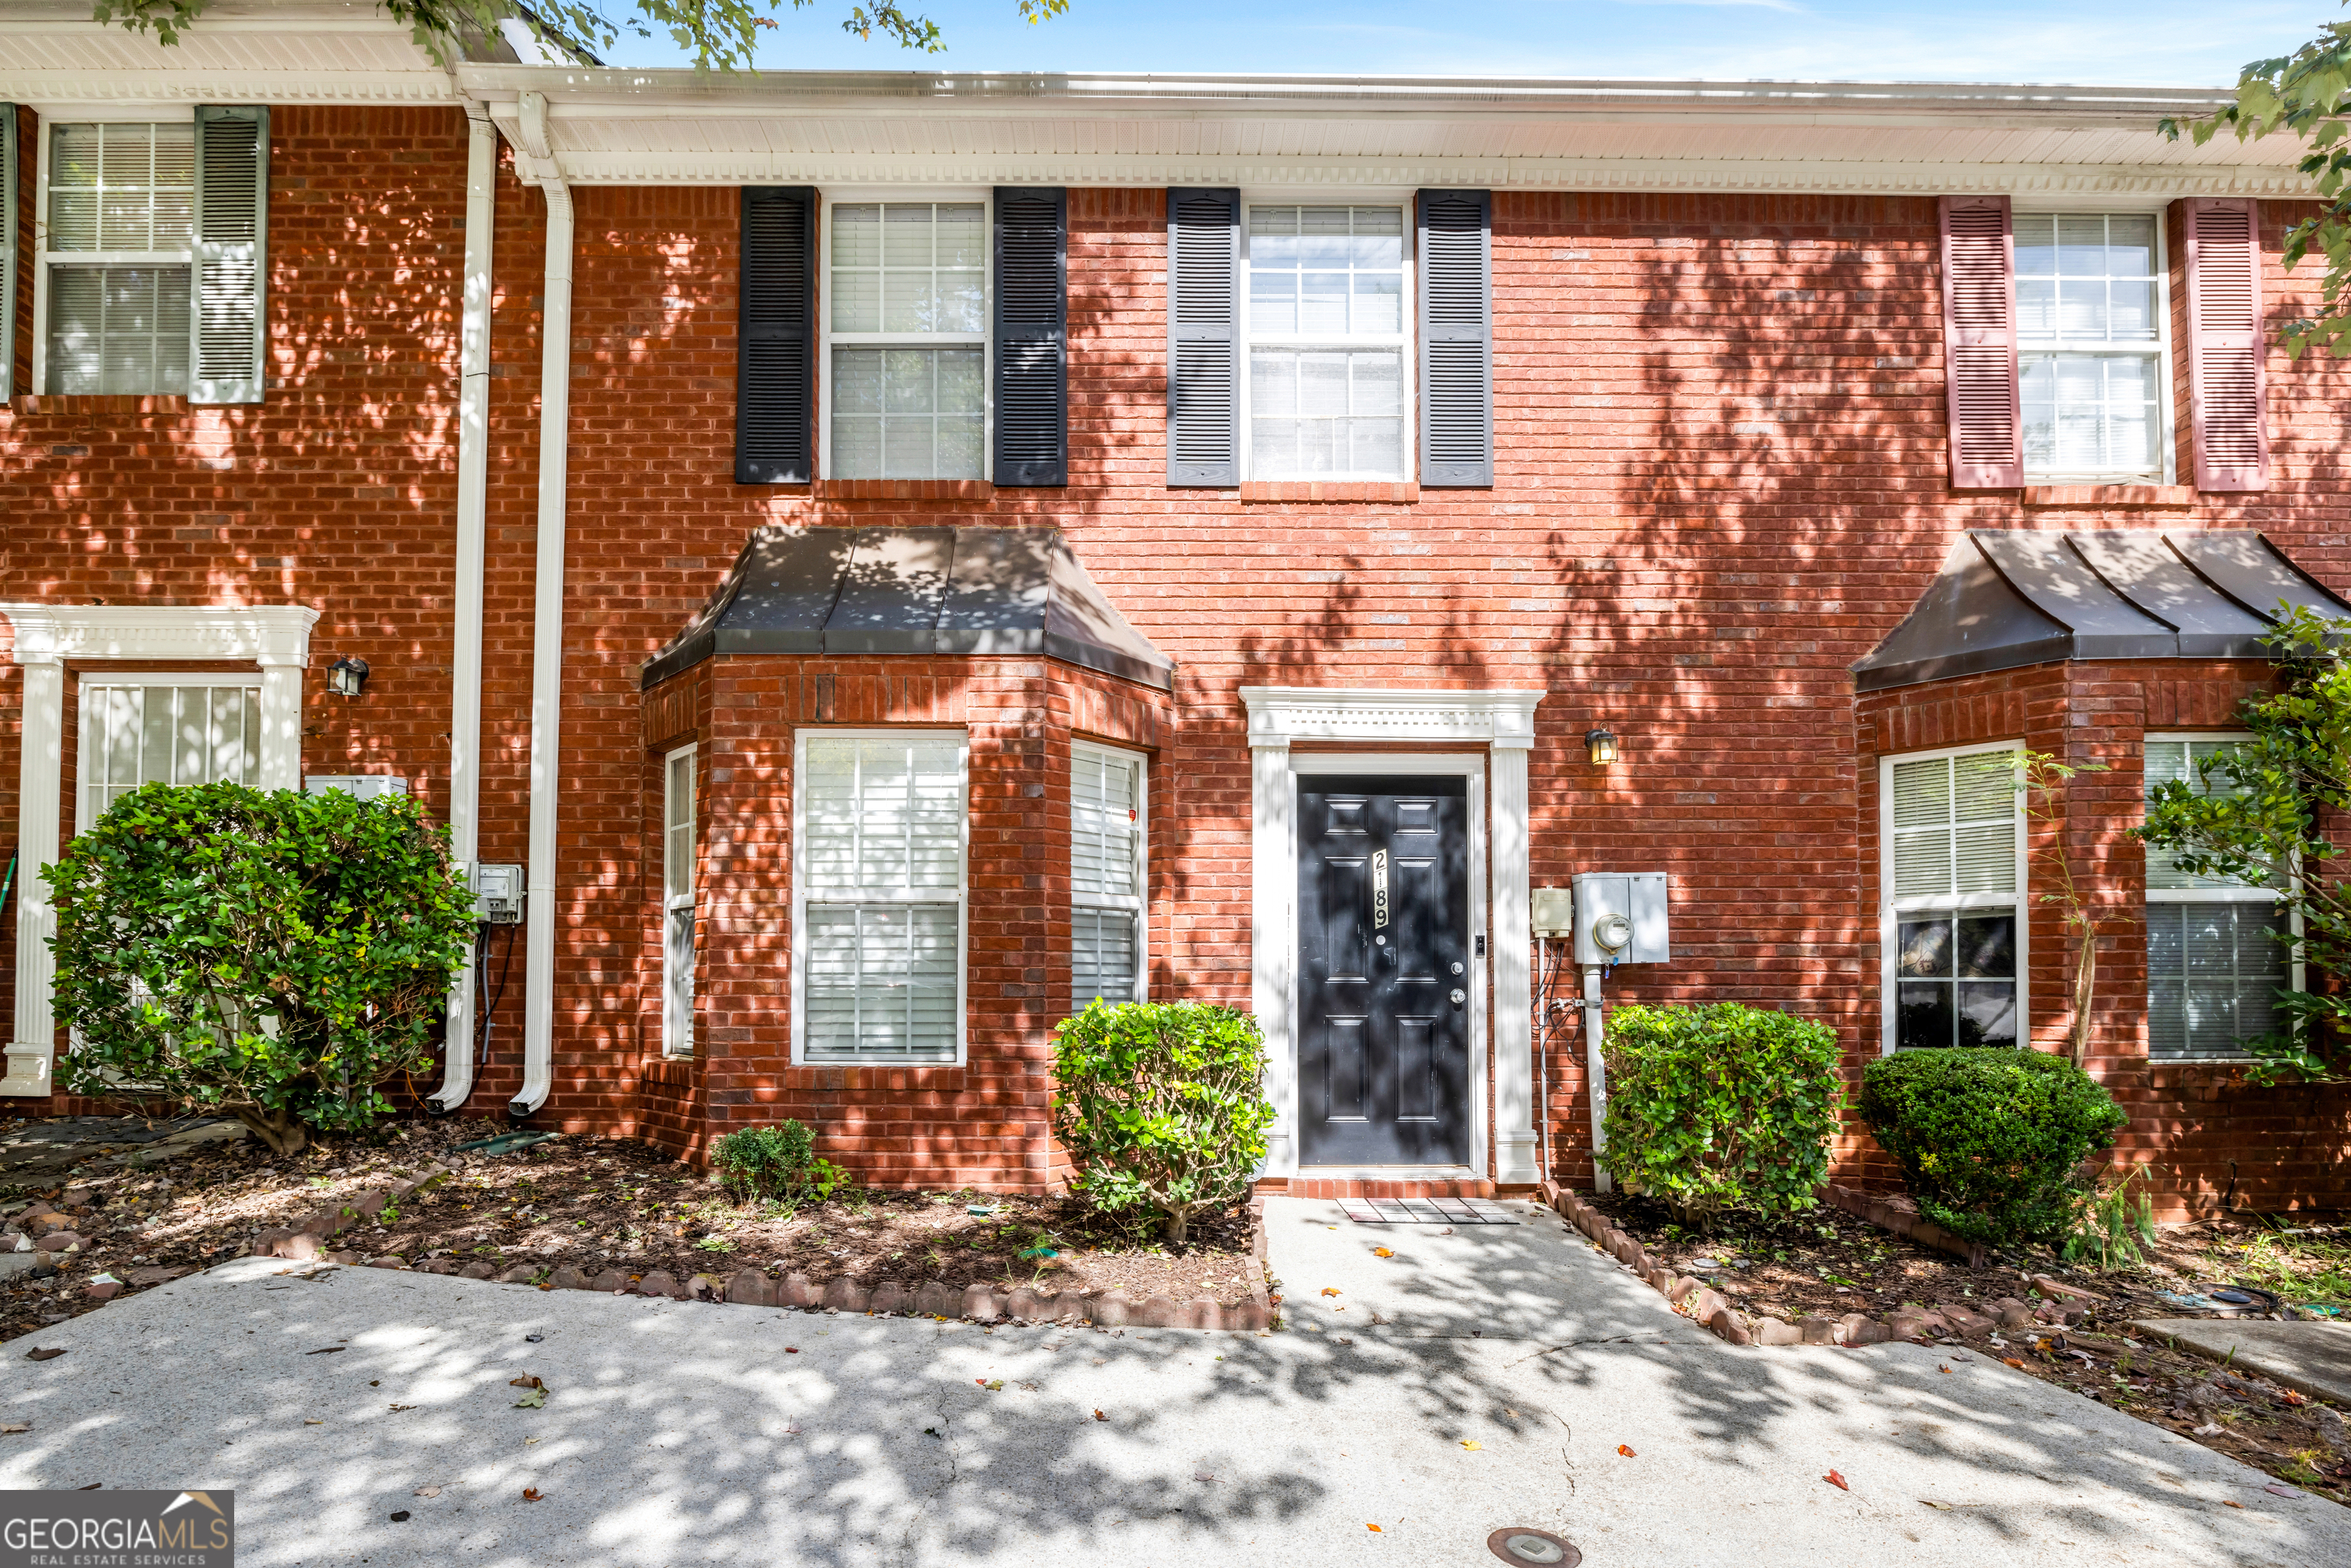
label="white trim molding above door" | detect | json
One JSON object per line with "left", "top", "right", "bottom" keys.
{"left": 0, "top": 603, "right": 318, "bottom": 1097}
{"left": 1240, "top": 686, "right": 1543, "bottom": 1184}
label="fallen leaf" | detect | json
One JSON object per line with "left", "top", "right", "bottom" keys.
{"left": 508, "top": 1376, "right": 544, "bottom": 1389}
{"left": 1093, "top": 1410, "right": 1107, "bottom": 1422}
{"left": 303, "top": 1420, "right": 323, "bottom": 1426}
{"left": 412, "top": 1486, "right": 441, "bottom": 1498}
{"left": 1460, "top": 1440, "right": 1482, "bottom": 1452}
{"left": 1919, "top": 1501, "right": 1951, "bottom": 1511}
{"left": 1825, "top": 1469, "right": 1849, "bottom": 1491}
{"left": 2001, "top": 1358, "right": 2025, "bottom": 1370}
{"left": 524, "top": 1437, "right": 540, "bottom": 1446}
{"left": 1322, "top": 1288, "right": 1342, "bottom": 1297}
{"left": 305, "top": 1347, "right": 345, "bottom": 1356}
{"left": 24, "top": 1349, "right": 64, "bottom": 1362}
{"left": 983, "top": 1379, "right": 1006, "bottom": 1392}
{"left": 1194, "top": 1471, "right": 1216, "bottom": 1482}
{"left": 0, "top": 1423, "right": 28, "bottom": 1435}
{"left": 785, "top": 1348, "right": 799, "bottom": 1354}
{"left": 514, "top": 1388, "right": 546, "bottom": 1409}
{"left": 1367, "top": 1524, "right": 1382, "bottom": 1533}
{"left": 2263, "top": 1483, "right": 2307, "bottom": 1500}
{"left": 1373, "top": 1247, "right": 1394, "bottom": 1258}
{"left": 520, "top": 1488, "right": 543, "bottom": 1503}
{"left": 1938, "top": 1365, "right": 1952, "bottom": 1374}
{"left": 1616, "top": 1444, "right": 1636, "bottom": 1457}
{"left": 389, "top": 1404, "right": 418, "bottom": 1413}
{"left": 2222, "top": 1500, "right": 2244, "bottom": 1510}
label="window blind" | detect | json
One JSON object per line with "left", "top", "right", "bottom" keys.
{"left": 801, "top": 735, "right": 964, "bottom": 1061}
{"left": 663, "top": 748, "right": 696, "bottom": 1060}
{"left": 1890, "top": 749, "right": 2018, "bottom": 902}
{"left": 2147, "top": 901, "right": 2287, "bottom": 1059}
{"left": 79, "top": 683, "right": 260, "bottom": 829}
{"left": 1071, "top": 745, "right": 1143, "bottom": 1010}
{"left": 2144, "top": 738, "right": 2273, "bottom": 892}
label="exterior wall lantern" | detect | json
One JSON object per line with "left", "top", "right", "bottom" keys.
{"left": 327, "top": 655, "right": 370, "bottom": 698}
{"left": 1585, "top": 726, "right": 1619, "bottom": 766}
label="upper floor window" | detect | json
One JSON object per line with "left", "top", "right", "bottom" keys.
{"left": 1883, "top": 744, "right": 2023, "bottom": 1051}
{"left": 2016, "top": 213, "right": 2170, "bottom": 482}
{"left": 1244, "top": 204, "right": 1409, "bottom": 481}
{"left": 826, "top": 200, "right": 986, "bottom": 481}
{"left": 42, "top": 122, "right": 194, "bottom": 396}
{"left": 2144, "top": 735, "right": 2293, "bottom": 1059}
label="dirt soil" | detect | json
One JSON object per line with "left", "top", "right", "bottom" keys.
{"left": 0, "top": 1114, "right": 1262, "bottom": 1348}
{"left": 1586, "top": 1188, "right": 2351, "bottom": 1504}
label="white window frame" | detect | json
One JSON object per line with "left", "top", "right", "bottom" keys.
{"left": 2014, "top": 209, "right": 2177, "bottom": 485}
{"left": 1237, "top": 188, "right": 1416, "bottom": 484}
{"left": 1878, "top": 739, "right": 2030, "bottom": 1055}
{"left": 31, "top": 109, "right": 199, "bottom": 399}
{"left": 661, "top": 742, "right": 698, "bottom": 1061}
{"left": 2142, "top": 732, "right": 2304, "bottom": 1061}
{"left": 1071, "top": 739, "right": 1149, "bottom": 1011}
{"left": 817, "top": 187, "right": 994, "bottom": 484}
{"left": 73, "top": 671, "right": 265, "bottom": 833}
{"left": 788, "top": 727, "right": 971, "bottom": 1066}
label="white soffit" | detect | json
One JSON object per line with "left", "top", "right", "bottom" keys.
{"left": 0, "top": 0, "right": 457, "bottom": 104}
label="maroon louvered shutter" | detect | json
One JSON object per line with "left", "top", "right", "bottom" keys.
{"left": 1939, "top": 195, "right": 2021, "bottom": 488}
{"left": 2183, "top": 197, "right": 2268, "bottom": 492}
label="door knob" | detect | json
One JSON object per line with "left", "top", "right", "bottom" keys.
{"left": 1449, "top": 988, "right": 1466, "bottom": 1007}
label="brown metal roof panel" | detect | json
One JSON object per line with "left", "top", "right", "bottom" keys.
{"left": 1971, "top": 530, "right": 2176, "bottom": 660}
{"left": 822, "top": 527, "right": 953, "bottom": 654}
{"left": 1851, "top": 536, "right": 2075, "bottom": 693}
{"left": 2166, "top": 530, "right": 2351, "bottom": 626}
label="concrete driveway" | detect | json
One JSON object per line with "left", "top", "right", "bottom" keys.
{"left": 0, "top": 1195, "right": 2340, "bottom": 1567}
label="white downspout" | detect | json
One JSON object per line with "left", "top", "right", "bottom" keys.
{"left": 430, "top": 102, "right": 497, "bottom": 1113}
{"left": 514, "top": 174, "right": 572, "bottom": 1120}
{"left": 1583, "top": 964, "right": 1612, "bottom": 1194}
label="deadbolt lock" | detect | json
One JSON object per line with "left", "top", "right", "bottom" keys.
{"left": 1451, "top": 961, "right": 1464, "bottom": 976}
{"left": 1449, "top": 988, "right": 1466, "bottom": 1007}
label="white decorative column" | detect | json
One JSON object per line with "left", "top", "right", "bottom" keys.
{"left": 5, "top": 655, "right": 65, "bottom": 1096}
{"left": 256, "top": 654, "right": 306, "bottom": 791}
{"left": 1250, "top": 734, "right": 1296, "bottom": 1175}
{"left": 1489, "top": 734, "right": 1538, "bottom": 1185}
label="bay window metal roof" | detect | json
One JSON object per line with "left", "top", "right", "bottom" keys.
{"left": 1852, "top": 530, "right": 2351, "bottom": 693}
{"left": 641, "top": 526, "right": 1174, "bottom": 692}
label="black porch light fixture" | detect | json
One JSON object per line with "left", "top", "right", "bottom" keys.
{"left": 328, "top": 655, "right": 370, "bottom": 698}
{"left": 1585, "top": 726, "right": 1619, "bottom": 766}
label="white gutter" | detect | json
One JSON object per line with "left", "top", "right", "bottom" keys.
{"left": 430, "top": 101, "right": 497, "bottom": 1114}
{"left": 514, "top": 129, "right": 571, "bottom": 1120}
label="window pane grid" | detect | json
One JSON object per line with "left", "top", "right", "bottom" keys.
{"left": 1246, "top": 204, "right": 1406, "bottom": 481}
{"left": 2147, "top": 901, "right": 2287, "bottom": 1059}
{"left": 2016, "top": 212, "right": 2164, "bottom": 479}
{"left": 47, "top": 264, "right": 191, "bottom": 396}
{"left": 832, "top": 345, "right": 983, "bottom": 481}
{"left": 81, "top": 683, "right": 259, "bottom": 826}
{"left": 828, "top": 201, "right": 985, "bottom": 481}
{"left": 1890, "top": 751, "right": 2018, "bottom": 904}
{"left": 801, "top": 736, "right": 964, "bottom": 1062}
{"left": 47, "top": 122, "right": 194, "bottom": 255}
{"left": 1071, "top": 747, "right": 1143, "bottom": 1011}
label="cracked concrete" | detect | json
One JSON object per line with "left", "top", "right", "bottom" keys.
{"left": 0, "top": 1199, "right": 2340, "bottom": 1566}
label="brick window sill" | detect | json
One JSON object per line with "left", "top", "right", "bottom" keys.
{"left": 1240, "top": 481, "right": 1421, "bottom": 504}
{"left": 818, "top": 479, "right": 995, "bottom": 501}
{"left": 2021, "top": 484, "right": 2196, "bottom": 508}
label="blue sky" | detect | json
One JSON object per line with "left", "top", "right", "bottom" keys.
{"left": 598, "top": 1, "right": 2321, "bottom": 85}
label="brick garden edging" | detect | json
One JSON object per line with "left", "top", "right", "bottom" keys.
{"left": 244, "top": 1167, "right": 1275, "bottom": 1333}
{"left": 1539, "top": 1182, "right": 2096, "bottom": 1349}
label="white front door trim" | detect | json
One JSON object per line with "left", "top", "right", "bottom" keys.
{"left": 1241, "top": 686, "right": 1542, "bottom": 1183}
{"left": 0, "top": 603, "right": 318, "bottom": 1097}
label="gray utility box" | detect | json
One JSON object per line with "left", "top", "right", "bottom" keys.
{"left": 470, "top": 863, "right": 526, "bottom": 925}
{"left": 303, "top": 774, "right": 407, "bottom": 800}
{"left": 1571, "top": 872, "right": 1671, "bottom": 967}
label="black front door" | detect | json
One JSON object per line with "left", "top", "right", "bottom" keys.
{"left": 1296, "top": 774, "right": 1471, "bottom": 1166}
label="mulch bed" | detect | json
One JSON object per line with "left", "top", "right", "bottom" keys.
{"left": 1586, "top": 1186, "right": 2351, "bottom": 1504}
{"left": 0, "top": 1114, "right": 1260, "bottom": 1345}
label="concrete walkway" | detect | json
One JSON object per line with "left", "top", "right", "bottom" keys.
{"left": 0, "top": 1196, "right": 2340, "bottom": 1566}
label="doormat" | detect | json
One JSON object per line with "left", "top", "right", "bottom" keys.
{"left": 1336, "top": 1198, "right": 1520, "bottom": 1225}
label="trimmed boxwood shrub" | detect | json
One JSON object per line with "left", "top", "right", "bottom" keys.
{"left": 1597, "top": 1002, "right": 1844, "bottom": 1228}
{"left": 44, "top": 781, "right": 474, "bottom": 1156}
{"left": 712, "top": 1120, "right": 847, "bottom": 1209}
{"left": 1858, "top": 1048, "right": 2128, "bottom": 1247}
{"left": 1050, "top": 1000, "right": 1273, "bottom": 1244}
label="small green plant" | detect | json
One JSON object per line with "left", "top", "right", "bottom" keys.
{"left": 1596, "top": 1002, "right": 1844, "bottom": 1231}
{"left": 2065, "top": 1164, "right": 2157, "bottom": 1270}
{"left": 693, "top": 1234, "right": 737, "bottom": 1253}
{"left": 1859, "top": 1048, "right": 2128, "bottom": 1247}
{"left": 1050, "top": 1000, "right": 1274, "bottom": 1245}
{"left": 710, "top": 1120, "right": 847, "bottom": 1209}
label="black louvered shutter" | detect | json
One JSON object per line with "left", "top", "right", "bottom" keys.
{"left": 1417, "top": 189, "right": 1492, "bottom": 487}
{"left": 1166, "top": 187, "right": 1240, "bottom": 487}
{"left": 738, "top": 186, "right": 815, "bottom": 484}
{"left": 993, "top": 187, "right": 1067, "bottom": 486}
{"left": 190, "top": 105, "right": 268, "bottom": 405}
{"left": 1, "top": 104, "right": 16, "bottom": 403}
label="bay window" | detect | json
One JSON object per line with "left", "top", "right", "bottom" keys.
{"left": 1071, "top": 742, "right": 1146, "bottom": 1012}
{"left": 2144, "top": 735, "right": 2293, "bottom": 1059}
{"left": 1883, "top": 744, "right": 2024, "bottom": 1051}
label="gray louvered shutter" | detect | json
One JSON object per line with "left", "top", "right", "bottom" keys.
{"left": 1417, "top": 189, "right": 1492, "bottom": 487}
{"left": 190, "top": 105, "right": 267, "bottom": 405}
{"left": 1166, "top": 187, "right": 1239, "bottom": 487}
{"left": 738, "top": 186, "right": 815, "bottom": 484}
{"left": 993, "top": 186, "right": 1067, "bottom": 486}
{"left": 1, "top": 105, "right": 16, "bottom": 403}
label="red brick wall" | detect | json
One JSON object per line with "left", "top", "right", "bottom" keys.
{"left": 9, "top": 126, "right": 2351, "bottom": 1204}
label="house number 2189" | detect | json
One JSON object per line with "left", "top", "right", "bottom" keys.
{"left": 1371, "top": 849, "right": 1390, "bottom": 930}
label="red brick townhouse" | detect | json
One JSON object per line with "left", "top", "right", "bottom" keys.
{"left": 4, "top": 4, "right": 2348, "bottom": 1214}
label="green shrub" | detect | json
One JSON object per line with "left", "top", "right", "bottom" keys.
{"left": 711, "top": 1120, "right": 846, "bottom": 1208}
{"left": 44, "top": 781, "right": 474, "bottom": 1157}
{"left": 1050, "top": 1000, "right": 1274, "bottom": 1244}
{"left": 1858, "top": 1048, "right": 2128, "bottom": 1247}
{"left": 1596, "top": 1002, "right": 1844, "bottom": 1228}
